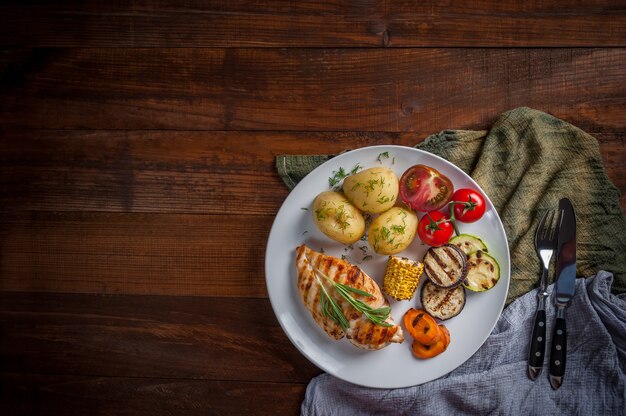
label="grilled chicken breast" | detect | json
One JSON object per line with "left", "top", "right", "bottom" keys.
{"left": 295, "top": 245, "right": 403, "bottom": 350}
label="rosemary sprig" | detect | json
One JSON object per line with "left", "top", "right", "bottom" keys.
{"left": 317, "top": 276, "right": 349, "bottom": 330}
{"left": 311, "top": 263, "right": 392, "bottom": 330}
{"left": 334, "top": 283, "right": 392, "bottom": 326}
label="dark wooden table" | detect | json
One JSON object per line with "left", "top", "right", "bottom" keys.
{"left": 1, "top": 2, "right": 624, "bottom": 414}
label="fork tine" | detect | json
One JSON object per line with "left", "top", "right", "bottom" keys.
{"left": 535, "top": 210, "right": 550, "bottom": 248}
{"left": 543, "top": 210, "right": 555, "bottom": 241}
{"left": 550, "top": 209, "right": 563, "bottom": 243}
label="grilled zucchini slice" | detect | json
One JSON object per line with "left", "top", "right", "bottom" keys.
{"left": 463, "top": 250, "right": 500, "bottom": 292}
{"left": 422, "top": 244, "right": 467, "bottom": 288}
{"left": 420, "top": 281, "right": 466, "bottom": 320}
{"left": 449, "top": 234, "right": 488, "bottom": 256}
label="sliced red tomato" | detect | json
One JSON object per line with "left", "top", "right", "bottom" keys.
{"left": 399, "top": 165, "right": 454, "bottom": 212}
{"left": 450, "top": 188, "right": 486, "bottom": 223}
{"left": 417, "top": 211, "right": 454, "bottom": 247}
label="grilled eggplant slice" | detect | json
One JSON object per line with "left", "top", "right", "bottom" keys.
{"left": 449, "top": 234, "right": 488, "bottom": 256}
{"left": 464, "top": 250, "right": 500, "bottom": 292}
{"left": 422, "top": 244, "right": 468, "bottom": 288}
{"left": 420, "top": 281, "right": 466, "bottom": 320}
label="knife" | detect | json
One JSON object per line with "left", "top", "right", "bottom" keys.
{"left": 549, "top": 198, "right": 576, "bottom": 390}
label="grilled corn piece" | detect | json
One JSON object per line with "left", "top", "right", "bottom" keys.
{"left": 382, "top": 256, "right": 424, "bottom": 301}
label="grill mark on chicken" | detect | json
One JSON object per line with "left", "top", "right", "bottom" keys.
{"left": 298, "top": 246, "right": 343, "bottom": 340}
{"left": 323, "top": 256, "right": 334, "bottom": 274}
{"left": 380, "top": 327, "right": 390, "bottom": 342}
{"left": 356, "top": 323, "right": 394, "bottom": 347}
{"left": 347, "top": 266, "right": 360, "bottom": 285}
{"left": 295, "top": 245, "right": 403, "bottom": 349}
{"left": 306, "top": 266, "right": 320, "bottom": 307}
{"left": 327, "top": 259, "right": 354, "bottom": 313}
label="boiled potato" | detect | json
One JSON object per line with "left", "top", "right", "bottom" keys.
{"left": 312, "top": 191, "right": 365, "bottom": 244}
{"left": 368, "top": 207, "right": 418, "bottom": 255}
{"left": 342, "top": 167, "right": 399, "bottom": 214}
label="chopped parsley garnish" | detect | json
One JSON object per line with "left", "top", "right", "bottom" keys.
{"left": 315, "top": 201, "right": 352, "bottom": 231}
{"left": 376, "top": 194, "right": 391, "bottom": 205}
{"left": 376, "top": 151, "right": 390, "bottom": 163}
{"left": 328, "top": 167, "right": 347, "bottom": 187}
{"left": 328, "top": 163, "right": 362, "bottom": 189}
{"left": 350, "top": 164, "right": 362, "bottom": 175}
{"left": 391, "top": 224, "right": 406, "bottom": 234}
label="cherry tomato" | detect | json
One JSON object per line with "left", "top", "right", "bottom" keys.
{"left": 417, "top": 211, "right": 454, "bottom": 247}
{"left": 399, "top": 165, "right": 454, "bottom": 212}
{"left": 449, "top": 189, "right": 486, "bottom": 223}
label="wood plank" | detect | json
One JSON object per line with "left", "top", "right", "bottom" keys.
{"left": 0, "top": 292, "right": 321, "bottom": 382}
{"left": 1, "top": 48, "right": 624, "bottom": 131}
{"left": 0, "top": 211, "right": 274, "bottom": 296}
{"left": 1, "top": 130, "right": 623, "bottom": 215}
{"left": 0, "top": 1, "right": 624, "bottom": 48}
{"left": 0, "top": 373, "right": 306, "bottom": 416}
{"left": 0, "top": 130, "right": 416, "bottom": 215}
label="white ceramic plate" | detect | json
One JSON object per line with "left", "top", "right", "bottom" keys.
{"left": 265, "top": 145, "right": 510, "bottom": 388}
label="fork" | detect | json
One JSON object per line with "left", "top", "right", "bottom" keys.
{"left": 527, "top": 209, "right": 561, "bottom": 380}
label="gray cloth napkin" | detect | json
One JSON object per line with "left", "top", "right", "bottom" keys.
{"left": 301, "top": 271, "right": 626, "bottom": 415}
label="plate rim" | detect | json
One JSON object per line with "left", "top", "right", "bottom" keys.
{"left": 265, "top": 144, "right": 511, "bottom": 388}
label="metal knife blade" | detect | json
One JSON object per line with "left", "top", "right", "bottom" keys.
{"left": 554, "top": 198, "right": 577, "bottom": 305}
{"left": 549, "top": 197, "right": 576, "bottom": 389}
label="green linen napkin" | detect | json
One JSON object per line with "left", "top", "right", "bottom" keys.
{"left": 276, "top": 107, "right": 626, "bottom": 304}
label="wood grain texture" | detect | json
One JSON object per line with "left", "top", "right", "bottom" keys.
{"left": 0, "top": 211, "right": 273, "bottom": 296}
{"left": 1, "top": 48, "right": 625, "bottom": 131}
{"left": 1, "top": 1, "right": 625, "bottom": 48}
{"left": 0, "top": 130, "right": 416, "bottom": 214}
{"left": 1, "top": 130, "right": 623, "bottom": 215}
{"left": 1, "top": 2, "right": 625, "bottom": 414}
{"left": 0, "top": 292, "right": 321, "bottom": 382}
{"left": 0, "top": 374, "right": 306, "bottom": 416}
{"left": 1, "top": 131, "right": 623, "bottom": 296}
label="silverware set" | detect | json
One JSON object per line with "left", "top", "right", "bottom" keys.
{"left": 527, "top": 198, "right": 577, "bottom": 389}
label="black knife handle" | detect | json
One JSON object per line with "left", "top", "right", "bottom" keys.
{"left": 527, "top": 309, "right": 547, "bottom": 379}
{"left": 549, "top": 317, "right": 567, "bottom": 389}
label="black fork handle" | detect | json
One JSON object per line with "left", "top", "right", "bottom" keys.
{"left": 527, "top": 308, "right": 547, "bottom": 379}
